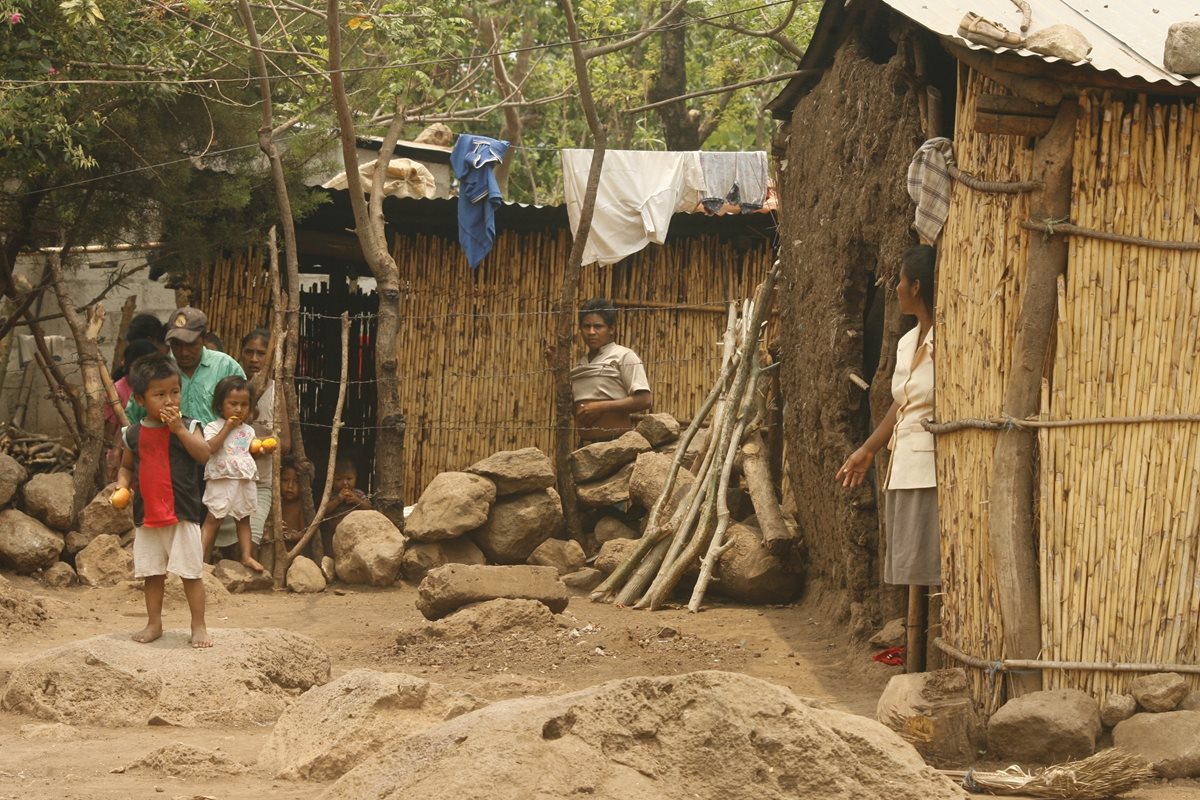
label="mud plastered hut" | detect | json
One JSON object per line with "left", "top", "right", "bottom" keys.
{"left": 192, "top": 190, "right": 776, "bottom": 495}
{"left": 769, "top": 0, "right": 1200, "bottom": 710}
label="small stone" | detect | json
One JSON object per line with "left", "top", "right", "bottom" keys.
{"left": 321, "top": 555, "right": 336, "bottom": 583}
{"left": 1131, "top": 672, "right": 1189, "bottom": 712}
{"left": 570, "top": 431, "right": 652, "bottom": 483}
{"left": 1100, "top": 694, "right": 1138, "bottom": 728}
{"left": 1164, "top": 21, "right": 1200, "bottom": 76}
{"left": 333, "top": 510, "right": 406, "bottom": 586}
{"left": 41, "top": 561, "right": 77, "bottom": 588}
{"left": 287, "top": 556, "right": 327, "bottom": 593}
{"left": 64, "top": 531, "right": 93, "bottom": 556}
{"left": 657, "top": 626, "right": 680, "bottom": 639}
{"left": 526, "top": 538, "right": 586, "bottom": 576}
{"left": 466, "top": 448, "right": 555, "bottom": 496}
{"left": 575, "top": 463, "right": 634, "bottom": 508}
{"left": 634, "top": 413, "right": 681, "bottom": 447}
{"left": 870, "top": 618, "right": 906, "bottom": 648}
{"left": 560, "top": 567, "right": 604, "bottom": 592}
{"left": 1024, "top": 24, "right": 1092, "bottom": 62}
{"left": 593, "top": 516, "right": 636, "bottom": 545}
{"left": 213, "top": 559, "right": 275, "bottom": 593}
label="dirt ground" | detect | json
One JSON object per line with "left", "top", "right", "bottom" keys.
{"left": 1, "top": 576, "right": 1197, "bottom": 800}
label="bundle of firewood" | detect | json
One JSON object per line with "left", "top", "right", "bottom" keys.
{"left": 590, "top": 260, "right": 786, "bottom": 612}
{"left": 0, "top": 424, "right": 77, "bottom": 473}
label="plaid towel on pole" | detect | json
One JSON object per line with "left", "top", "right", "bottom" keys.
{"left": 906, "top": 137, "right": 956, "bottom": 244}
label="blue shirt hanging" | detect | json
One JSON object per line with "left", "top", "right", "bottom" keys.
{"left": 450, "top": 134, "right": 510, "bottom": 269}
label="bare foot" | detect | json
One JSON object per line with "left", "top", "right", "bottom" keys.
{"left": 242, "top": 557, "right": 266, "bottom": 573}
{"left": 132, "top": 622, "right": 162, "bottom": 643}
{"left": 190, "top": 625, "right": 212, "bottom": 649}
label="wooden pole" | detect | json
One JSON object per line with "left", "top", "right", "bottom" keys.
{"left": 988, "top": 99, "right": 1078, "bottom": 697}
{"left": 906, "top": 585, "right": 928, "bottom": 673}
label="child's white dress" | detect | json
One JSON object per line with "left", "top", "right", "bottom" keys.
{"left": 202, "top": 420, "right": 259, "bottom": 520}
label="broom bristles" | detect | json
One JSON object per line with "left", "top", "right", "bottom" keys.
{"left": 942, "top": 748, "right": 1156, "bottom": 799}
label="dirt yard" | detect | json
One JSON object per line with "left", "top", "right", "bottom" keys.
{"left": 1, "top": 576, "right": 1197, "bottom": 800}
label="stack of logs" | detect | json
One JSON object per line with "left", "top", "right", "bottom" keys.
{"left": 0, "top": 423, "right": 77, "bottom": 473}
{"left": 591, "top": 261, "right": 790, "bottom": 612}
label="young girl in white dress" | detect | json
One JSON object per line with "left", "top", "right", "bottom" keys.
{"left": 200, "top": 376, "right": 265, "bottom": 572}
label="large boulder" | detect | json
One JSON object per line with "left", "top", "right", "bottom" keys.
{"left": 213, "top": 559, "right": 274, "bottom": 593}
{"left": 629, "top": 451, "right": 695, "bottom": 515}
{"left": 78, "top": 483, "right": 134, "bottom": 540}
{"left": 0, "top": 453, "right": 27, "bottom": 506}
{"left": 333, "top": 510, "right": 406, "bottom": 586}
{"left": 1164, "top": 22, "right": 1200, "bottom": 76}
{"left": 561, "top": 567, "right": 604, "bottom": 592}
{"left": 416, "top": 564, "right": 569, "bottom": 620}
{"left": 21, "top": 472, "right": 76, "bottom": 531}
{"left": 875, "top": 669, "right": 984, "bottom": 768}
{"left": 2, "top": 628, "right": 330, "bottom": 727}
{"left": 1114, "top": 711, "right": 1200, "bottom": 778}
{"left": 594, "top": 538, "right": 638, "bottom": 576}
{"left": 63, "top": 530, "right": 92, "bottom": 557}
{"left": 527, "top": 538, "right": 586, "bottom": 576}
{"left": 321, "top": 671, "right": 967, "bottom": 800}
{"left": 635, "top": 413, "right": 681, "bottom": 447}
{"left": 714, "top": 523, "right": 800, "bottom": 604}
{"left": 0, "top": 508, "right": 64, "bottom": 573}
{"left": 987, "top": 689, "right": 1100, "bottom": 764}
{"left": 402, "top": 539, "right": 487, "bottom": 584}
{"left": 467, "top": 448, "right": 555, "bottom": 496}
{"left": 570, "top": 431, "right": 652, "bottom": 483}
{"left": 260, "top": 669, "right": 479, "bottom": 781}
{"left": 472, "top": 489, "right": 564, "bottom": 564}
{"left": 1131, "top": 672, "right": 1189, "bottom": 713}
{"left": 287, "top": 556, "right": 327, "bottom": 593}
{"left": 75, "top": 534, "right": 134, "bottom": 587}
{"left": 576, "top": 463, "right": 634, "bottom": 508}
{"left": 406, "top": 472, "right": 496, "bottom": 542}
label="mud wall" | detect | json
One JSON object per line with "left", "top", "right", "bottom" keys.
{"left": 774, "top": 34, "right": 924, "bottom": 633}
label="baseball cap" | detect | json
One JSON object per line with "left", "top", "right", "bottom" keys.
{"left": 164, "top": 307, "right": 208, "bottom": 344}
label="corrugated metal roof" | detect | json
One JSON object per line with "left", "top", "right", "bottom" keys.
{"left": 885, "top": 0, "right": 1200, "bottom": 87}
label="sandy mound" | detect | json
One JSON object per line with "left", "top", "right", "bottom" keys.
{"left": 0, "top": 574, "right": 51, "bottom": 639}
{"left": 324, "top": 671, "right": 967, "bottom": 800}
{"left": 396, "top": 598, "right": 555, "bottom": 645}
{"left": 259, "top": 669, "right": 480, "bottom": 780}
{"left": 2, "top": 627, "right": 330, "bottom": 727}
{"left": 126, "top": 743, "right": 247, "bottom": 777}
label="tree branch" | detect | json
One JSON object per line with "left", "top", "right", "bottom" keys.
{"left": 628, "top": 69, "right": 817, "bottom": 113}
{"left": 582, "top": 0, "right": 689, "bottom": 58}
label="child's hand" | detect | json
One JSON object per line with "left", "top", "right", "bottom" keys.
{"left": 161, "top": 405, "right": 184, "bottom": 431}
{"left": 226, "top": 415, "right": 242, "bottom": 427}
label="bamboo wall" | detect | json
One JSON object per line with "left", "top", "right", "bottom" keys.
{"left": 196, "top": 249, "right": 271, "bottom": 348}
{"left": 1040, "top": 93, "right": 1200, "bottom": 699}
{"left": 939, "top": 69, "right": 1200, "bottom": 709}
{"left": 394, "top": 227, "right": 773, "bottom": 492}
{"left": 936, "top": 67, "right": 1036, "bottom": 711}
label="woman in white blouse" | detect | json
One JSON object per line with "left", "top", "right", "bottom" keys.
{"left": 836, "top": 245, "right": 938, "bottom": 587}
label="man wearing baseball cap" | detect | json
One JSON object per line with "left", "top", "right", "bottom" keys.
{"left": 125, "top": 307, "right": 245, "bottom": 426}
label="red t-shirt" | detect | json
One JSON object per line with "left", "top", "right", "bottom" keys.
{"left": 137, "top": 425, "right": 178, "bottom": 527}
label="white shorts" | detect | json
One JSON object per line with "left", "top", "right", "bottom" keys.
{"left": 133, "top": 521, "right": 204, "bottom": 580}
{"left": 203, "top": 478, "right": 258, "bottom": 521}
{"left": 214, "top": 484, "right": 273, "bottom": 547}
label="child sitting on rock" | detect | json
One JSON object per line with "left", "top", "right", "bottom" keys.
{"left": 320, "top": 455, "right": 371, "bottom": 555}
{"left": 114, "top": 353, "right": 212, "bottom": 648}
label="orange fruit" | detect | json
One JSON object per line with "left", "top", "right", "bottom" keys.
{"left": 250, "top": 438, "right": 263, "bottom": 455}
{"left": 261, "top": 436, "right": 278, "bottom": 452}
{"left": 110, "top": 487, "right": 132, "bottom": 509}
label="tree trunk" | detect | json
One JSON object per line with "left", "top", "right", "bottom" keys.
{"left": 648, "top": 0, "right": 699, "bottom": 151}
{"left": 987, "top": 99, "right": 1077, "bottom": 697}
{"left": 742, "top": 429, "right": 792, "bottom": 553}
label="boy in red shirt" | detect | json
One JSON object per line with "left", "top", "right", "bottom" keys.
{"left": 114, "top": 353, "right": 213, "bottom": 648}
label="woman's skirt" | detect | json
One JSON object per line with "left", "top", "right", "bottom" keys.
{"left": 884, "top": 487, "right": 941, "bottom": 586}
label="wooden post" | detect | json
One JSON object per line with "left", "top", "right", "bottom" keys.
{"left": 906, "top": 584, "right": 928, "bottom": 673}
{"left": 988, "top": 99, "right": 1078, "bottom": 697}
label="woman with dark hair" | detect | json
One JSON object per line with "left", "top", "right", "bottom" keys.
{"left": 569, "top": 298, "right": 652, "bottom": 442}
{"left": 104, "top": 338, "right": 164, "bottom": 481}
{"left": 836, "top": 244, "right": 939, "bottom": 588}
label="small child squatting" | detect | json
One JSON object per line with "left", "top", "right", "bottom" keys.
{"left": 114, "top": 353, "right": 213, "bottom": 648}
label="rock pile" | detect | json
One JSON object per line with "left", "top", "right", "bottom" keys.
{"left": 1110, "top": 672, "right": 1200, "bottom": 778}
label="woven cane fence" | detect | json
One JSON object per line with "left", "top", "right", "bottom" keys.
{"left": 937, "top": 66, "right": 1200, "bottom": 711}
{"left": 393, "top": 227, "right": 775, "bottom": 491}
